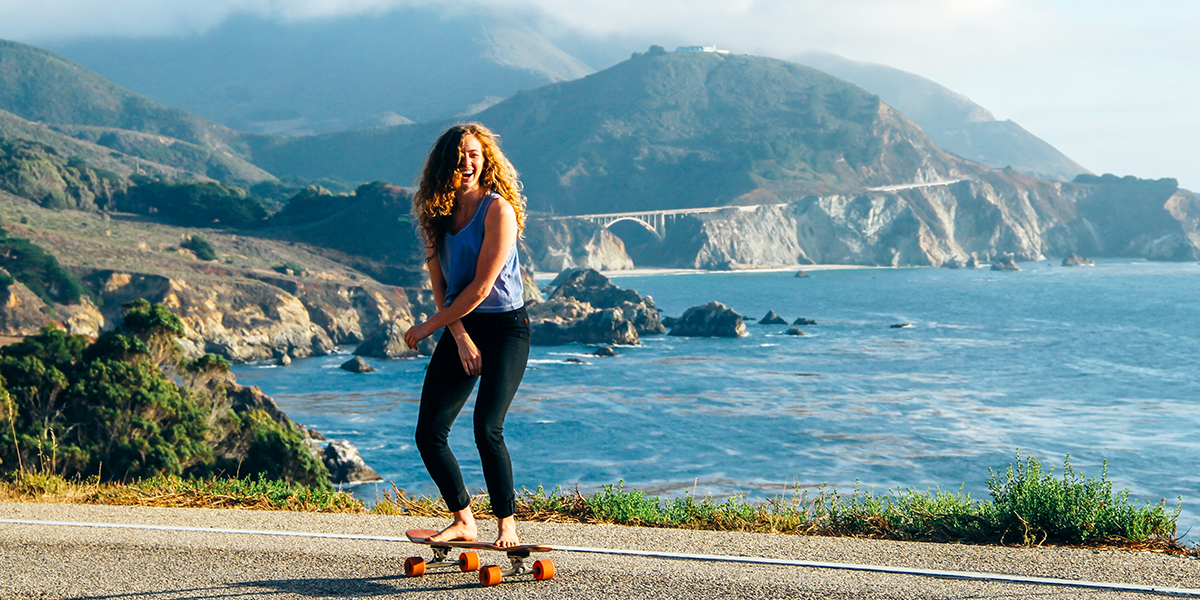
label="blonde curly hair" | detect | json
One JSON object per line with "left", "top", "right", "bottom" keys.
{"left": 413, "top": 123, "right": 526, "bottom": 257}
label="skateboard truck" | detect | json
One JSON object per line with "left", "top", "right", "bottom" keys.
{"left": 403, "top": 545, "right": 480, "bottom": 577}
{"left": 477, "top": 549, "right": 555, "bottom": 586}
{"left": 404, "top": 529, "right": 555, "bottom": 586}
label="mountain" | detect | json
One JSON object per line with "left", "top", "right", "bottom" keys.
{"left": 0, "top": 40, "right": 245, "bottom": 151}
{"left": 795, "top": 52, "right": 1091, "bottom": 182}
{"left": 0, "top": 39, "right": 270, "bottom": 183}
{"left": 252, "top": 49, "right": 983, "bottom": 215}
{"left": 45, "top": 8, "right": 594, "bottom": 136}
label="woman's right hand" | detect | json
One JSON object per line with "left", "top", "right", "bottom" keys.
{"left": 455, "top": 332, "right": 482, "bottom": 376}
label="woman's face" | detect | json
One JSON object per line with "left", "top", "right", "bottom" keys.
{"left": 458, "top": 134, "right": 485, "bottom": 191}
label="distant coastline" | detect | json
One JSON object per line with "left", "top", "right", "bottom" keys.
{"left": 534, "top": 264, "right": 874, "bottom": 282}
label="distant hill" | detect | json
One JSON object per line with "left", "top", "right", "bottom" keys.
{"left": 0, "top": 39, "right": 245, "bottom": 152}
{"left": 252, "top": 49, "right": 981, "bottom": 215}
{"left": 796, "top": 52, "right": 1091, "bottom": 182}
{"left": 45, "top": 7, "right": 594, "bottom": 136}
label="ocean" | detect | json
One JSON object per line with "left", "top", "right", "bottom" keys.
{"left": 232, "top": 259, "right": 1200, "bottom": 536}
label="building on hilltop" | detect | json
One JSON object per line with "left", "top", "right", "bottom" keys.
{"left": 675, "top": 45, "right": 730, "bottom": 54}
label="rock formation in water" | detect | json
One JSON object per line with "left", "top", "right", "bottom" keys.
{"left": 1062, "top": 254, "right": 1095, "bottom": 266}
{"left": 759, "top": 310, "right": 787, "bottom": 325}
{"left": 669, "top": 302, "right": 746, "bottom": 338}
{"left": 526, "top": 268, "right": 662, "bottom": 345}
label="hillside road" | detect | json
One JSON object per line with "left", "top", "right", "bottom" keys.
{"left": 2, "top": 502, "right": 1198, "bottom": 599}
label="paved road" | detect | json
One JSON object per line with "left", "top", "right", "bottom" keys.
{"left": 2, "top": 502, "right": 1198, "bottom": 599}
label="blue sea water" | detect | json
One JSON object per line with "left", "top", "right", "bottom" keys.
{"left": 232, "top": 260, "right": 1200, "bottom": 537}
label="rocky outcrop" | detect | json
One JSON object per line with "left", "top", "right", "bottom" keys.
{"left": 759, "top": 310, "right": 787, "bottom": 325}
{"left": 529, "top": 305, "right": 638, "bottom": 346}
{"left": 668, "top": 302, "right": 746, "bottom": 338}
{"left": 0, "top": 280, "right": 52, "bottom": 336}
{"left": 354, "top": 321, "right": 415, "bottom": 359}
{"left": 226, "top": 382, "right": 381, "bottom": 484}
{"left": 547, "top": 268, "right": 664, "bottom": 335}
{"left": 73, "top": 267, "right": 429, "bottom": 363}
{"left": 1062, "top": 254, "right": 1095, "bottom": 266}
{"left": 521, "top": 219, "right": 634, "bottom": 273}
{"left": 525, "top": 268, "right": 662, "bottom": 345}
{"left": 991, "top": 255, "right": 1020, "bottom": 271}
{"left": 321, "top": 440, "right": 382, "bottom": 483}
{"left": 340, "top": 356, "right": 375, "bottom": 373}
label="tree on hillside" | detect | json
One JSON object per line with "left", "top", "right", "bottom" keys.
{"left": 0, "top": 301, "right": 329, "bottom": 486}
{"left": 120, "top": 179, "right": 269, "bottom": 228}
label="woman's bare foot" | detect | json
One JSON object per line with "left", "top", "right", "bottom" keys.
{"left": 494, "top": 515, "right": 519, "bottom": 548}
{"left": 428, "top": 508, "right": 477, "bottom": 542}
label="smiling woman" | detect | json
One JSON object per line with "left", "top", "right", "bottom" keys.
{"left": 403, "top": 123, "right": 531, "bottom": 549}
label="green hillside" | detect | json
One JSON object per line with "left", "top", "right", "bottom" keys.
{"left": 0, "top": 39, "right": 246, "bottom": 153}
{"left": 252, "top": 49, "right": 977, "bottom": 215}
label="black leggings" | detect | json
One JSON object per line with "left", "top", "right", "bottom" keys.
{"left": 415, "top": 307, "right": 530, "bottom": 518}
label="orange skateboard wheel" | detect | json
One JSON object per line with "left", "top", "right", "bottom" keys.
{"left": 532, "top": 559, "right": 555, "bottom": 580}
{"left": 403, "top": 557, "right": 426, "bottom": 577}
{"left": 479, "top": 565, "right": 503, "bottom": 586}
{"left": 459, "top": 551, "right": 479, "bottom": 572}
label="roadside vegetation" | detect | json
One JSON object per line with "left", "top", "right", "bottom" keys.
{"left": 2, "top": 452, "right": 1190, "bottom": 555}
{"left": 0, "top": 301, "right": 329, "bottom": 488}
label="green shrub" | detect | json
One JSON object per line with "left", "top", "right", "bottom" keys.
{"left": 121, "top": 179, "right": 268, "bottom": 228}
{"left": 272, "top": 262, "right": 306, "bottom": 277}
{"left": 0, "top": 229, "right": 87, "bottom": 305}
{"left": 180, "top": 235, "right": 217, "bottom": 261}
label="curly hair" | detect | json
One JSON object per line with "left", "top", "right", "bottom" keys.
{"left": 413, "top": 123, "right": 526, "bottom": 257}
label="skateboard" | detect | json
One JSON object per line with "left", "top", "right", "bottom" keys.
{"left": 404, "top": 529, "right": 556, "bottom": 586}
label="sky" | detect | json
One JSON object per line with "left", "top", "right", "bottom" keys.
{"left": 3, "top": 0, "right": 1197, "bottom": 189}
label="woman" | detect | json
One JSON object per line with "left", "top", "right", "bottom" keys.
{"left": 403, "top": 123, "right": 529, "bottom": 548}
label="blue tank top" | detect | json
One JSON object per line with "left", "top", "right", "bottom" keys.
{"left": 438, "top": 191, "right": 524, "bottom": 313}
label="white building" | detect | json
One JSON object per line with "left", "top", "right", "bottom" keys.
{"left": 675, "top": 45, "right": 730, "bottom": 54}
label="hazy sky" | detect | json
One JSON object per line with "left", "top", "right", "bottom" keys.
{"left": 5, "top": 0, "right": 1197, "bottom": 189}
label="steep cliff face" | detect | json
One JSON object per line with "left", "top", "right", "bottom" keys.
{"left": 639, "top": 172, "right": 1200, "bottom": 268}
{"left": 521, "top": 219, "right": 634, "bottom": 273}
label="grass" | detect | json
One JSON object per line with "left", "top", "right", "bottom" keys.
{"left": 1, "top": 454, "right": 1192, "bottom": 555}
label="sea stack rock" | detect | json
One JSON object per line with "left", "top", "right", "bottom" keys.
{"left": 785, "top": 327, "right": 805, "bottom": 336}
{"left": 793, "top": 317, "right": 817, "bottom": 326}
{"left": 1062, "top": 254, "right": 1095, "bottom": 267}
{"left": 322, "top": 440, "right": 383, "bottom": 483}
{"left": 669, "top": 302, "right": 746, "bottom": 338}
{"left": 593, "top": 345, "right": 618, "bottom": 357}
{"left": 527, "top": 268, "right": 664, "bottom": 345}
{"left": 354, "top": 321, "right": 416, "bottom": 359}
{"left": 759, "top": 310, "right": 787, "bottom": 325}
{"left": 794, "top": 270, "right": 811, "bottom": 278}
{"left": 991, "top": 255, "right": 1020, "bottom": 271}
{"left": 548, "top": 268, "right": 664, "bottom": 334}
{"left": 340, "top": 356, "right": 375, "bottom": 373}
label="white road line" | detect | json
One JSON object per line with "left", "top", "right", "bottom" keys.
{"left": 4, "top": 518, "right": 1198, "bottom": 597}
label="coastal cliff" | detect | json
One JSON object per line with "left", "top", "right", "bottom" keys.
{"left": 612, "top": 172, "right": 1200, "bottom": 268}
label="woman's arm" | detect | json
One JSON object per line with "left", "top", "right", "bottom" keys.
{"left": 404, "top": 198, "right": 518, "bottom": 354}
{"left": 413, "top": 245, "right": 480, "bottom": 373}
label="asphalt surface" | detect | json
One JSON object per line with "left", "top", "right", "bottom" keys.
{"left": 2, "top": 502, "right": 1199, "bottom": 599}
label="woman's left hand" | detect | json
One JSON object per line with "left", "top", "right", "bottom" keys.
{"left": 404, "top": 321, "right": 435, "bottom": 350}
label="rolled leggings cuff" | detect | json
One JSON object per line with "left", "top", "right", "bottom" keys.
{"left": 446, "top": 490, "right": 473, "bottom": 513}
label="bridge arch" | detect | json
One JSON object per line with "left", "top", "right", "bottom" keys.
{"left": 599, "top": 216, "right": 663, "bottom": 240}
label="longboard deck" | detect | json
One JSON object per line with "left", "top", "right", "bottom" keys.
{"left": 406, "top": 529, "right": 552, "bottom": 553}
